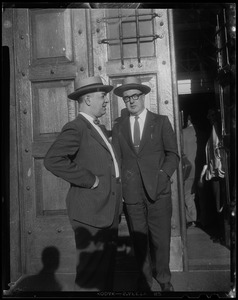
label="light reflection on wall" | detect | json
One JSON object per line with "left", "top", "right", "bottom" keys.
{"left": 177, "top": 79, "right": 192, "bottom": 95}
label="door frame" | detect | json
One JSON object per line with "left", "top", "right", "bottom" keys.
{"left": 168, "top": 9, "right": 188, "bottom": 271}
{"left": 2, "top": 8, "right": 22, "bottom": 286}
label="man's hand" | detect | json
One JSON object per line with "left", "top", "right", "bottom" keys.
{"left": 91, "top": 176, "right": 99, "bottom": 189}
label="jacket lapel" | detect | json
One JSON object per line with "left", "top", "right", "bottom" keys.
{"left": 120, "top": 112, "right": 156, "bottom": 154}
{"left": 78, "top": 114, "right": 111, "bottom": 153}
{"left": 121, "top": 117, "right": 135, "bottom": 151}
{"left": 138, "top": 110, "right": 156, "bottom": 153}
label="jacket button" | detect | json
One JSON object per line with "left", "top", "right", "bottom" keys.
{"left": 112, "top": 192, "right": 115, "bottom": 195}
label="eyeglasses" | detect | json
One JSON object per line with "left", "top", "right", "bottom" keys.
{"left": 123, "top": 93, "right": 143, "bottom": 103}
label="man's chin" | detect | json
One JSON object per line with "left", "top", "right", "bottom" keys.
{"left": 129, "top": 109, "right": 138, "bottom": 115}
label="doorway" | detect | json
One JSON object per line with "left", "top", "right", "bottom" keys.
{"left": 179, "top": 92, "right": 231, "bottom": 260}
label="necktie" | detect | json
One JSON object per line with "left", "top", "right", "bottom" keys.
{"left": 93, "top": 118, "right": 100, "bottom": 125}
{"left": 133, "top": 116, "right": 140, "bottom": 152}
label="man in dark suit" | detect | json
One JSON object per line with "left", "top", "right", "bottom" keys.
{"left": 112, "top": 77, "right": 179, "bottom": 292}
{"left": 44, "top": 76, "right": 122, "bottom": 291}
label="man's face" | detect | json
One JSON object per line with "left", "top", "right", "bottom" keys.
{"left": 207, "top": 109, "right": 217, "bottom": 125}
{"left": 123, "top": 89, "right": 145, "bottom": 116}
{"left": 90, "top": 92, "right": 109, "bottom": 118}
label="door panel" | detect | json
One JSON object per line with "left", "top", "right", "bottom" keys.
{"left": 35, "top": 160, "right": 68, "bottom": 215}
{"left": 32, "top": 80, "right": 75, "bottom": 141}
{"left": 31, "top": 9, "right": 73, "bottom": 63}
{"left": 14, "top": 8, "right": 183, "bottom": 276}
{"left": 14, "top": 8, "right": 85, "bottom": 274}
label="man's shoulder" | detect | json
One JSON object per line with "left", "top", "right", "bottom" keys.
{"left": 62, "top": 114, "right": 88, "bottom": 130}
{"left": 113, "top": 115, "right": 129, "bottom": 127}
{"left": 183, "top": 125, "right": 195, "bottom": 132}
{"left": 148, "top": 111, "right": 168, "bottom": 121}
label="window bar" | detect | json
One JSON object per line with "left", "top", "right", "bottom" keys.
{"left": 100, "top": 12, "right": 159, "bottom": 22}
{"left": 100, "top": 34, "right": 160, "bottom": 45}
{"left": 118, "top": 10, "right": 125, "bottom": 67}
{"left": 135, "top": 10, "right": 141, "bottom": 65}
{"left": 120, "top": 15, "right": 158, "bottom": 24}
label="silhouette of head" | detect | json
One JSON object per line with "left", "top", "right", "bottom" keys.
{"left": 41, "top": 246, "right": 60, "bottom": 273}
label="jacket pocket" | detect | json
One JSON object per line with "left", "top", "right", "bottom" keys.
{"left": 155, "top": 172, "right": 170, "bottom": 198}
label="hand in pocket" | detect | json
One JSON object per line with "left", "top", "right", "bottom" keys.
{"left": 156, "top": 171, "right": 169, "bottom": 196}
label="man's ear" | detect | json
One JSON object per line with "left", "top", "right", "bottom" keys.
{"left": 84, "top": 94, "right": 91, "bottom": 106}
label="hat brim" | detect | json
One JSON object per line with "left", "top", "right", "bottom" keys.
{"left": 113, "top": 84, "right": 151, "bottom": 97}
{"left": 68, "top": 85, "right": 113, "bottom": 100}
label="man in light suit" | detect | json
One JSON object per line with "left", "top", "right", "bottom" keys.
{"left": 112, "top": 77, "right": 179, "bottom": 292}
{"left": 44, "top": 76, "right": 122, "bottom": 291}
{"left": 182, "top": 115, "right": 197, "bottom": 227}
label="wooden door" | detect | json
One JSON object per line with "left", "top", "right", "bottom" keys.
{"left": 90, "top": 8, "right": 184, "bottom": 271}
{"left": 14, "top": 8, "right": 184, "bottom": 276}
{"left": 14, "top": 8, "right": 90, "bottom": 274}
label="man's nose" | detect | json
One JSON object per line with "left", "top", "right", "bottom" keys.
{"left": 129, "top": 97, "right": 135, "bottom": 104}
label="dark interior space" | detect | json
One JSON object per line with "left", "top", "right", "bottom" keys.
{"left": 171, "top": 5, "right": 233, "bottom": 250}
{"left": 179, "top": 93, "right": 216, "bottom": 130}
{"left": 179, "top": 92, "right": 227, "bottom": 245}
{"left": 179, "top": 92, "right": 215, "bottom": 184}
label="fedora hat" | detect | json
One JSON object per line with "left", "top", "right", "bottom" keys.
{"left": 113, "top": 76, "right": 151, "bottom": 97}
{"left": 68, "top": 76, "right": 113, "bottom": 100}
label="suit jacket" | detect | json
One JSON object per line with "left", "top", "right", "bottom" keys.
{"left": 112, "top": 110, "right": 180, "bottom": 203}
{"left": 44, "top": 114, "right": 121, "bottom": 228}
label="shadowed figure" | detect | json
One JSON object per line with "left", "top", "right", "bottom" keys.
{"left": 198, "top": 109, "right": 228, "bottom": 245}
{"left": 12, "top": 246, "right": 62, "bottom": 293}
{"left": 73, "top": 225, "right": 118, "bottom": 291}
{"left": 73, "top": 223, "right": 158, "bottom": 292}
{"left": 182, "top": 115, "right": 198, "bottom": 227}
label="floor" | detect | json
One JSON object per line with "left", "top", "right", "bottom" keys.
{"left": 4, "top": 226, "right": 233, "bottom": 297}
{"left": 113, "top": 225, "right": 232, "bottom": 293}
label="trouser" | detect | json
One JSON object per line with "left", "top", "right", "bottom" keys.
{"left": 124, "top": 184, "right": 172, "bottom": 288}
{"left": 184, "top": 178, "right": 197, "bottom": 223}
{"left": 210, "top": 177, "right": 226, "bottom": 239}
{"left": 70, "top": 181, "right": 121, "bottom": 291}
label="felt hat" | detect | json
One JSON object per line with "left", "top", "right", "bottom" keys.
{"left": 68, "top": 76, "right": 113, "bottom": 100}
{"left": 113, "top": 76, "right": 151, "bottom": 97}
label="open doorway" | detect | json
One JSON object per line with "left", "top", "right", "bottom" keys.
{"left": 179, "top": 92, "right": 230, "bottom": 252}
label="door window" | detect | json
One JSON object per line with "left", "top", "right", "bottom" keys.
{"left": 101, "top": 9, "right": 158, "bottom": 64}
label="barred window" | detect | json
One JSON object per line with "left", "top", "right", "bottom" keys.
{"left": 99, "top": 9, "right": 159, "bottom": 63}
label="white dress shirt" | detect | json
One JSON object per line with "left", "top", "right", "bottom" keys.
{"left": 80, "top": 112, "right": 120, "bottom": 179}
{"left": 129, "top": 108, "right": 147, "bottom": 142}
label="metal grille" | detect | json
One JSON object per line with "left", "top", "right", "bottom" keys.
{"left": 93, "top": 3, "right": 141, "bottom": 9}
{"left": 98, "top": 9, "right": 160, "bottom": 66}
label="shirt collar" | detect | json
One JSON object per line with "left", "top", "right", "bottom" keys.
{"left": 80, "top": 112, "right": 95, "bottom": 124}
{"left": 130, "top": 108, "right": 147, "bottom": 122}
